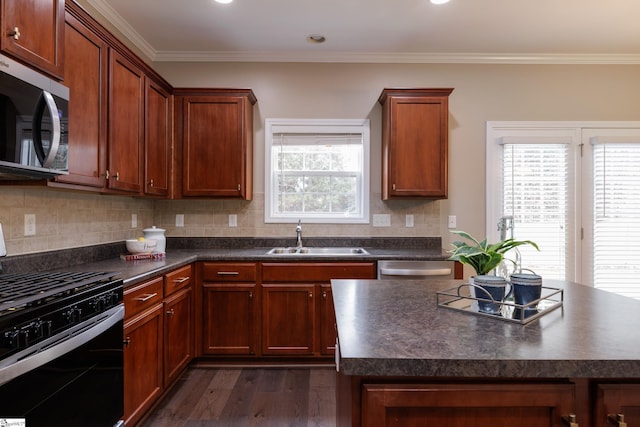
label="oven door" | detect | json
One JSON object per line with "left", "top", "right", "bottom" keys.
{"left": 0, "top": 305, "right": 124, "bottom": 427}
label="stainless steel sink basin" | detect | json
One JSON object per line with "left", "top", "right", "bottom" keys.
{"left": 265, "top": 247, "right": 369, "bottom": 255}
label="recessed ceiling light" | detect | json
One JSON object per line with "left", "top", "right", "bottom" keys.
{"left": 430, "top": 0, "right": 450, "bottom": 4}
{"left": 215, "top": 0, "right": 233, "bottom": 4}
{"left": 307, "top": 34, "right": 326, "bottom": 44}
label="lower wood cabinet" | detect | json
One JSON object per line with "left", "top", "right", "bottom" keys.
{"left": 123, "top": 278, "right": 164, "bottom": 426}
{"left": 123, "top": 264, "right": 193, "bottom": 426}
{"left": 594, "top": 383, "right": 640, "bottom": 427}
{"left": 361, "top": 383, "right": 576, "bottom": 427}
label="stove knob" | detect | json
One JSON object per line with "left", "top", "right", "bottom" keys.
{"left": 64, "top": 306, "right": 82, "bottom": 324}
{"left": 4, "top": 330, "right": 20, "bottom": 349}
{"left": 92, "top": 296, "right": 106, "bottom": 313}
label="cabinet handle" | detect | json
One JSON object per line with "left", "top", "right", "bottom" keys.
{"left": 134, "top": 293, "right": 158, "bottom": 302}
{"left": 173, "top": 277, "right": 190, "bottom": 283}
{"left": 237, "top": 184, "right": 241, "bottom": 191}
{"left": 217, "top": 271, "right": 239, "bottom": 276}
{"left": 123, "top": 337, "right": 131, "bottom": 348}
{"left": 113, "top": 172, "right": 120, "bottom": 181}
{"left": 166, "top": 309, "right": 175, "bottom": 318}
{"left": 608, "top": 414, "right": 627, "bottom": 427}
{"left": 8, "top": 27, "right": 20, "bottom": 40}
{"left": 562, "top": 414, "right": 579, "bottom": 427}
{"left": 149, "top": 179, "right": 154, "bottom": 187}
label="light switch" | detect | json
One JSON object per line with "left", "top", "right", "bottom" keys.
{"left": 24, "top": 214, "right": 36, "bottom": 236}
{"left": 229, "top": 214, "right": 237, "bottom": 227}
{"left": 176, "top": 214, "right": 185, "bottom": 227}
{"left": 448, "top": 215, "right": 457, "bottom": 229}
{"left": 405, "top": 214, "right": 414, "bottom": 227}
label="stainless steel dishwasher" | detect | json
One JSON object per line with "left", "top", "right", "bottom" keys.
{"left": 377, "top": 260, "right": 455, "bottom": 280}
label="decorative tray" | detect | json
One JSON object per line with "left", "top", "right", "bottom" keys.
{"left": 436, "top": 283, "right": 564, "bottom": 324}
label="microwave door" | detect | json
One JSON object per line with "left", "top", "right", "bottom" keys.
{"left": 32, "top": 91, "right": 60, "bottom": 168}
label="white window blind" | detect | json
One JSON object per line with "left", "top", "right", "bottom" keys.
{"left": 265, "top": 119, "right": 370, "bottom": 223}
{"left": 501, "top": 141, "right": 573, "bottom": 280}
{"left": 592, "top": 141, "right": 640, "bottom": 299}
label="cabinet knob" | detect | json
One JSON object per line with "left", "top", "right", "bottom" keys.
{"left": 322, "top": 291, "right": 327, "bottom": 299}
{"left": 149, "top": 179, "right": 154, "bottom": 187}
{"left": 8, "top": 27, "right": 20, "bottom": 40}
{"left": 562, "top": 414, "right": 579, "bottom": 427}
{"left": 392, "top": 183, "right": 396, "bottom": 191}
{"left": 309, "top": 291, "right": 313, "bottom": 298}
{"left": 123, "top": 337, "right": 131, "bottom": 348}
{"left": 113, "top": 172, "right": 120, "bottom": 181}
{"left": 166, "top": 309, "right": 175, "bottom": 318}
{"left": 237, "top": 184, "right": 241, "bottom": 191}
{"left": 249, "top": 291, "right": 253, "bottom": 300}
{"left": 608, "top": 414, "right": 627, "bottom": 427}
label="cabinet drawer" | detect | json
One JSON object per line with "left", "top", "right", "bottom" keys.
{"left": 261, "top": 262, "right": 376, "bottom": 282}
{"left": 124, "top": 277, "right": 163, "bottom": 319}
{"left": 164, "top": 264, "right": 193, "bottom": 296}
{"left": 202, "top": 262, "right": 257, "bottom": 282}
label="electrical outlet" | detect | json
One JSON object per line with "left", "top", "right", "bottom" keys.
{"left": 175, "top": 214, "right": 185, "bottom": 227}
{"left": 373, "top": 214, "right": 391, "bottom": 227}
{"left": 229, "top": 214, "right": 237, "bottom": 227}
{"left": 448, "top": 215, "right": 457, "bottom": 229}
{"left": 131, "top": 213, "right": 137, "bottom": 228}
{"left": 24, "top": 214, "right": 36, "bottom": 236}
{"left": 405, "top": 214, "right": 414, "bottom": 227}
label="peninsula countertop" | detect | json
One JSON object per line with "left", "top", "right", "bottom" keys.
{"left": 331, "top": 278, "right": 640, "bottom": 379}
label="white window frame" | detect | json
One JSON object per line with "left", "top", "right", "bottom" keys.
{"left": 264, "top": 118, "right": 370, "bottom": 224}
{"left": 487, "top": 121, "right": 640, "bottom": 289}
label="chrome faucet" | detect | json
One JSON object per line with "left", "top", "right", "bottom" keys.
{"left": 295, "top": 219, "right": 303, "bottom": 249}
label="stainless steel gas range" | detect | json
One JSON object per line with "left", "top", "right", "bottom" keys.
{"left": 0, "top": 271, "right": 124, "bottom": 427}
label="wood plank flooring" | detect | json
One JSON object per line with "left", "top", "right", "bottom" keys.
{"left": 140, "top": 367, "right": 337, "bottom": 427}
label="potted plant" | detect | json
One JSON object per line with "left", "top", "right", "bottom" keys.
{"left": 447, "top": 230, "right": 539, "bottom": 276}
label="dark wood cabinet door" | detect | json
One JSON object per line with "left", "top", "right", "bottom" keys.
{"left": 180, "top": 93, "right": 254, "bottom": 199}
{"left": 595, "top": 384, "right": 640, "bottom": 427}
{"left": 262, "top": 284, "right": 315, "bottom": 355}
{"left": 124, "top": 303, "right": 163, "bottom": 427}
{"left": 202, "top": 283, "right": 257, "bottom": 355}
{"left": 56, "top": 12, "right": 107, "bottom": 188}
{"left": 362, "top": 383, "right": 576, "bottom": 427}
{"left": 1, "top": 0, "right": 64, "bottom": 78}
{"left": 319, "top": 284, "right": 336, "bottom": 355}
{"left": 163, "top": 287, "right": 192, "bottom": 386}
{"left": 144, "top": 79, "right": 171, "bottom": 196}
{"left": 379, "top": 88, "right": 453, "bottom": 199}
{"left": 108, "top": 51, "right": 144, "bottom": 193}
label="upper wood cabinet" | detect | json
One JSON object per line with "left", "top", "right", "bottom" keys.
{"left": 378, "top": 88, "right": 453, "bottom": 199}
{"left": 145, "top": 79, "right": 171, "bottom": 197}
{"left": 56, "top": 11, "right": 107, "bottom": 189}
{"left": 1, "top": 0, "right": 65, "bottom": 78}
{"left": 107, "top": 51, "right": 144, "bottom": 193}
{"left": 176, "top": 89, "right": 256, "bottom": 199}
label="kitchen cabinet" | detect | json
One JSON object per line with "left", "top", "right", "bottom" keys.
{"left": 1, "top": 0, "right": 65, "bottom": 78}
{"left": 200, "top": 262, "right": 258, "bottom": 355}
{"left": 144, "top": 79, "right": 171, "bottom": 197}
{"left": 176, "top": 89, "right": 257, "bottom": 199}
{"left": 163, "top": 264, "right": 193, "bottom": 387}
{"left": 55, "top": 10, "right": 108, "bottom": 189}
{"left": 360, "top": 382, "right": 576, "bottom": 427}
{"left": 261, "top": 262, "right": 376, "bottom": 357}
{"left": 107, "top": 51, "right": 144, "bottom": 193}
{"left": 594, "top": 383, "right": 640, "bottom": 426}
{"left": 378, "top": 88, "right": 453, "bottom": 199}
{"left": 123, "top": 276, "right": 164, "bottom": 426}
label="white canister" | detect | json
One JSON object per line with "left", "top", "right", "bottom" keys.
{"left": 143, "top": 226, "right": 166, "bottom": 253}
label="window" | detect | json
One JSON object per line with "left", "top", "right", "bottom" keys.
{"left": 487, "top": 122, "right": 640, "bottom": 299}
{"left": 265, "top": 118, "right": 370, "bottom": 223}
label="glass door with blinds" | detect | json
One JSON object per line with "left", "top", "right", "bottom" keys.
{"left": 487, "top": 122, "right": 640, "bottom": 299}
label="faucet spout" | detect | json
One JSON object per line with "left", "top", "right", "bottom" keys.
{"left": 296, "top": 220, "right": 303, "bottom": 249}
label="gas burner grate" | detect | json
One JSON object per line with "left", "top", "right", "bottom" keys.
{"left": 0, "top": 271, "right": 121, "bottom": 315}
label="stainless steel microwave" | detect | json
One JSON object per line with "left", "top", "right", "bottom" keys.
{"left": 0, "top": 53, "right": 69, "bottom": 180}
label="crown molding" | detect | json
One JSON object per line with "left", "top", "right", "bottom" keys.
{"left": 85, "top": 0, "right": 640, "bottom": 65}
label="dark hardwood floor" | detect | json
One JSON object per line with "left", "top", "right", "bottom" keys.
{"left": 140, "top": 367, "right": 337, "bottom": 427}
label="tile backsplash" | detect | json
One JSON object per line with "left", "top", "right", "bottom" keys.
{"left": 0, "top": 187, "right": 441, "bottom": 256}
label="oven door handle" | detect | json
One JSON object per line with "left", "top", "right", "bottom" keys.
{"left": 0, "top": 304, "right": 124, "bottom": 387}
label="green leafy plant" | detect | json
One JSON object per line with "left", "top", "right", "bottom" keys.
{"left": 447, "top": 230, "right": 539, "bottom": 276}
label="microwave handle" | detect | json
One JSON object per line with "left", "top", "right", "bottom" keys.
{"left": 32, "top": 90, "right": 61, "bottom": 168}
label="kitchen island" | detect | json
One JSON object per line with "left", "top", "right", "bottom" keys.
{"left": 331, "top": 278, "right": 640, "bottom": 426}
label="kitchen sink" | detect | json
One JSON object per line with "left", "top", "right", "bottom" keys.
{"left": 265, "top": 247, "right": 370, "bottom": 255}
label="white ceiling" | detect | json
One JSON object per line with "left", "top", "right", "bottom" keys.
{"left": 86, "top": 0, "right": 640, "bottom": 64}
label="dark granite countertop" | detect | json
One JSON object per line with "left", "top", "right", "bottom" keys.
{"left": 0, "top": 237, "right": 451, "bottom": 288}
{"left": 332, "top": 278, "right": 640, "bottom": 379}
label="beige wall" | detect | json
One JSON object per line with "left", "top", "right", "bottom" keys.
{"left": 1, "top": 61, "right": 639, "bottom": 256}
